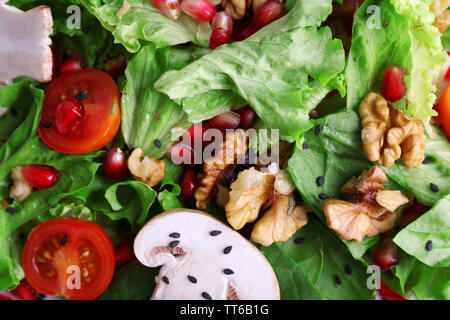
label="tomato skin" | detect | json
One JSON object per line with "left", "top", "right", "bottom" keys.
{"left": 439, "top": 84, "right": 450, "bottom": 139}
{"left": 38, "top": 69, "right": 121, "bottom": 155}
{"left": 22, "top": 217, "right": 115, "bottom": 300}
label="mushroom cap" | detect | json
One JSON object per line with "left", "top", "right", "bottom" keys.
{"left": 134, "top": 209, "right": 280, "bottom": 300}
{"left": 0, "top": 3, "right": 53, "bottom": 83}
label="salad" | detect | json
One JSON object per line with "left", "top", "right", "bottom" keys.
{"left": 0, "top": 0, "right": 449, "bottom": 301}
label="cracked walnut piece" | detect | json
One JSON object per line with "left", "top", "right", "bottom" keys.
{"left": 127, "top": 148, "right": 165, "bottom": 187}
{"left": 195, "top": 129, "right": 248, "bottom": 210}
{"left": 209, "top": 0, "right": 269, "bottom": 20}
{"left": 359, "top": 92, "right": 426, "bottom": 168}
{"left": 322, "top": 166, "right": 409, "bottom": 242}
{"left": 9, "top": 166, "right": 33, "bottom": 202}
{"left": 226, "top": 166, "right": 308, "bottom": 246}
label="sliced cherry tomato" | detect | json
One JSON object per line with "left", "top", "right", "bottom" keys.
{"left": 22, "top": 217, "right": 115, "bottom": 300}
{"left": 38, "top": 69, "right": 121, "bottom": 154}
{"left": 439, "top": 83, "right": 450, "bottom": 139}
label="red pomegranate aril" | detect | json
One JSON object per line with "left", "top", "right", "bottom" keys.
{"left": 182, "top": 122, "right": 212, "bottom": 148}
{"left": 380, "top": 66, "right": 407, "bottom": 102}
{"left": 22, "top": 164, "right": 60, "bottom": 190}
{"left": 181, "top": 0, "right": 216, "bottom": 22}
{"left": 210, "top": 29, "right": 231, "bottom": 49}
{"left": 234, "top": 23, "right": 259, "bottom": 41}
{"left": 399, "top": 199, "right": 430, "bottom": 227}
{"left": 167, "top": 142, "right": 196, "bottom": 166}
{"left": 104, "top": 147, "right": 127, "bottom": 179}
{"left": 378, "top": 279, "right": 406, "bottom": 300}
{"left": 58, "top": 56, "right": 85, "bottom": 74}
{"left": 209, "top": 111, "right": 241, "bottom": 130}
{"left": 180, "top": 169, "right": 198, "bottom": 200}
{"left": 115, "top": 239, "right": 135, "bottom": 267}
{"left": 153, "top": 0, "right": 181, "bottom": 19}
{"left": 10, "top": 280, "right": 38, "bottom": 300}
{"left": 54, "top": 98, "right": 86, "bottom": 134}
{"left": 211, "top": 11, "right": 233, "bottom": 34}
{"left": 236, "top": 105, "right": 256, "bottom": 129}
{"left": 253, "top": 0, "right": 286, "bottom": 28}
{"left": 372, "top": 238, "right": 399, "bottom": 272}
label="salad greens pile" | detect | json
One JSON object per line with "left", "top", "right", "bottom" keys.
{"left": 0, "top": 0, "right": 449, "bottom": 300}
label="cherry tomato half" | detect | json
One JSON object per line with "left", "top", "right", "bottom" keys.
{"left": 439, "top": 83, "right": 450, "bottom": 139}
{"left": 38, "top": 69, "right": 121, "bottom": 154}
{"left": 22, "top": 217, "right": 115, "bottom": 300}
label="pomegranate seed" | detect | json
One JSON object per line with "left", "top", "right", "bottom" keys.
{"left": 253, "top": 0, "right": 286, "bottom": 27}
{"left": 378, "top": 279, "right": 406, "bottom": 300}
{"left": 181, "top": 122, "right": 212, "bottom": 148}
{"left": 179, "top": 169, "right": 198, "bottom": 200}
{"left": 23, "top": 165, "right": 60, "bottom": 190}
{"left": 399, "top": 199, "right": 430, "bottom": 227}
{"left": 58, "top": 56, "right": 85, "bottom": 74}
{"left": 233, "top": 23, "right": 259, "bottom": 41}
{"left": 104, "top": 147, "right": 128, "bottom": 179}
{"left": 209, "top": 111, "right": 241, "bottom": 130}
{"left": 181, "top": 0, "right": 216, "bottom": 22}
{"left": 153, "top": 0, "right": 181, "bottom": 19}
{"left": 371, "top": 238, "right": 399, "bottom": 272}
{"left": 0, "top": 293, "right": 15, "bottom": 300}
{"left": 211, "top": 11, "right": 233, "bottom": 34}
{"left": 380, "top": 66, "right": 407, "bottom": 102}
{"left": 54, "top": 98, "right": 86, "bottom": 134}
{"left": 236, "top": 105, "right": 256, "bottom": 129}
{"left": 210, "top": 29, "right": 231, "bottom": 49}
{"left": 167, "top": 142, "right": 196, "bottom": 166}
{"left": 115, "top": 239, "right": 135, "bottom": 267}
{"left": 10, "top": 280, "right": 38, "bottom": 300}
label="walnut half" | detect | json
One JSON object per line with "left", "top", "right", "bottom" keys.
{"left": 225, "top": 166, "right": 308, "bottom": 246}
{"left": 360, "top": 92, "right": 426, "bottom": 168}
{"left": 322, "top": 166, "right": 409, "bottom": 242}
{"left": 127, "top": 148, "right": 165, "bottom": 187}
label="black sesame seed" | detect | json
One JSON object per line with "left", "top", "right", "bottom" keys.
{"left": 422, "top": 156, "right": 432, "bottom": 164}
{"left": 202, "top": 292, "right": 212, "bottom": 300}
{"left": 223, "top": 268, "right": 234, "bottom": 275}
{"left": 316, "top": 176, "right": 324, "bottom": 187}
{"left": 41, "top": 121, "right": 52, "bottom": 128}
{"left": 6, "top": 197, "right": 14, "bottom": 204}
{"left": 187, "top": 275, "right": 197, "bottom": 283}
{"left": 315, "top": 124, "right": 323, "bottom": 136}
{"left": 430, "top": 183, "right": 439, "bottom": 193}
{"left": 319, "top": 193, "right": 329, "bottom": 200}
{"left": 334, "top": 275, "right": 342, "bottom": 285}
{"left": 5, "top": 207, "right": 18, "bottom": 214}
{"left": 425, "top": 240, "right": 433, "bottom": 251}
{"left": 294, "top": 237, "right": 306, "bottom": 245}
{"left": 75, "top": 92, "right": 89, "bottom": 100}
{"left": 162, "top": 276, "right": 170, "bottom": 284}
{"left": 154, "top": 139, "right": 162, "bottom": 149}
{"left": 344, "top": 265, "right": 352, "bottom": 275}
{"left": 169, "top": 240, "right": 180, "bottom": 248}
{"left": 223, "top": 246, "right": 232, "bottom": 254}
{"left": 169, "top": 232, "right": 180, "bottom": 238}
{"left": 302, "top": 143, "right": 309, "bottom": 150}
{"left": 210, "top": 230, "right": 222, "bottom": 236}
{"left": 61, "top": 235, "right": 68, "bottom": 246}
{"left": 10, "top": 108, "right": 17, "bottom": 117}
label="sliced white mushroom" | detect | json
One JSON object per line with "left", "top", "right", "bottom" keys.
{"left": 134, "top": 209, "right": 280, "bottom": 300}
{"left": 0, "top": 2, "right": 53, "bottom": 84}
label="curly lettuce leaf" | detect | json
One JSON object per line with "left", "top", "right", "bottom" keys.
{"left": 260, "top": 218, "right": 375, "bottom": 300}
{"left": 394, "top": 195, "right": 450, "bottom": 268}
{"left": 121, "top": 44, "right": 193, "bottom": 158}
{"left": 81, "top": 0, "right": 212, "bottom": 52}
{"left": 155, "top": 0, "right": 346, "bottom": 143}
{"left": 287, "top": 109, "right": 450, "bottom": 258}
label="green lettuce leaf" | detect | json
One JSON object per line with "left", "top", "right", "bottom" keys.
{"left": 81, "top": 0, "right": 212, "bottom": 52}
{"left": 121, "top": 44, "right": 192, "bottom": 158}
{"left": 260, "top": 217, "right": 375, "bottom": 300}
{"left": 287, "top": 109, "right": 450, "bottom": 258}
{"left": 394, "top": 195, "right": 450, "bottom": 268}
{"left": 155, "top": 0, "right": 346, "bottom": 143}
